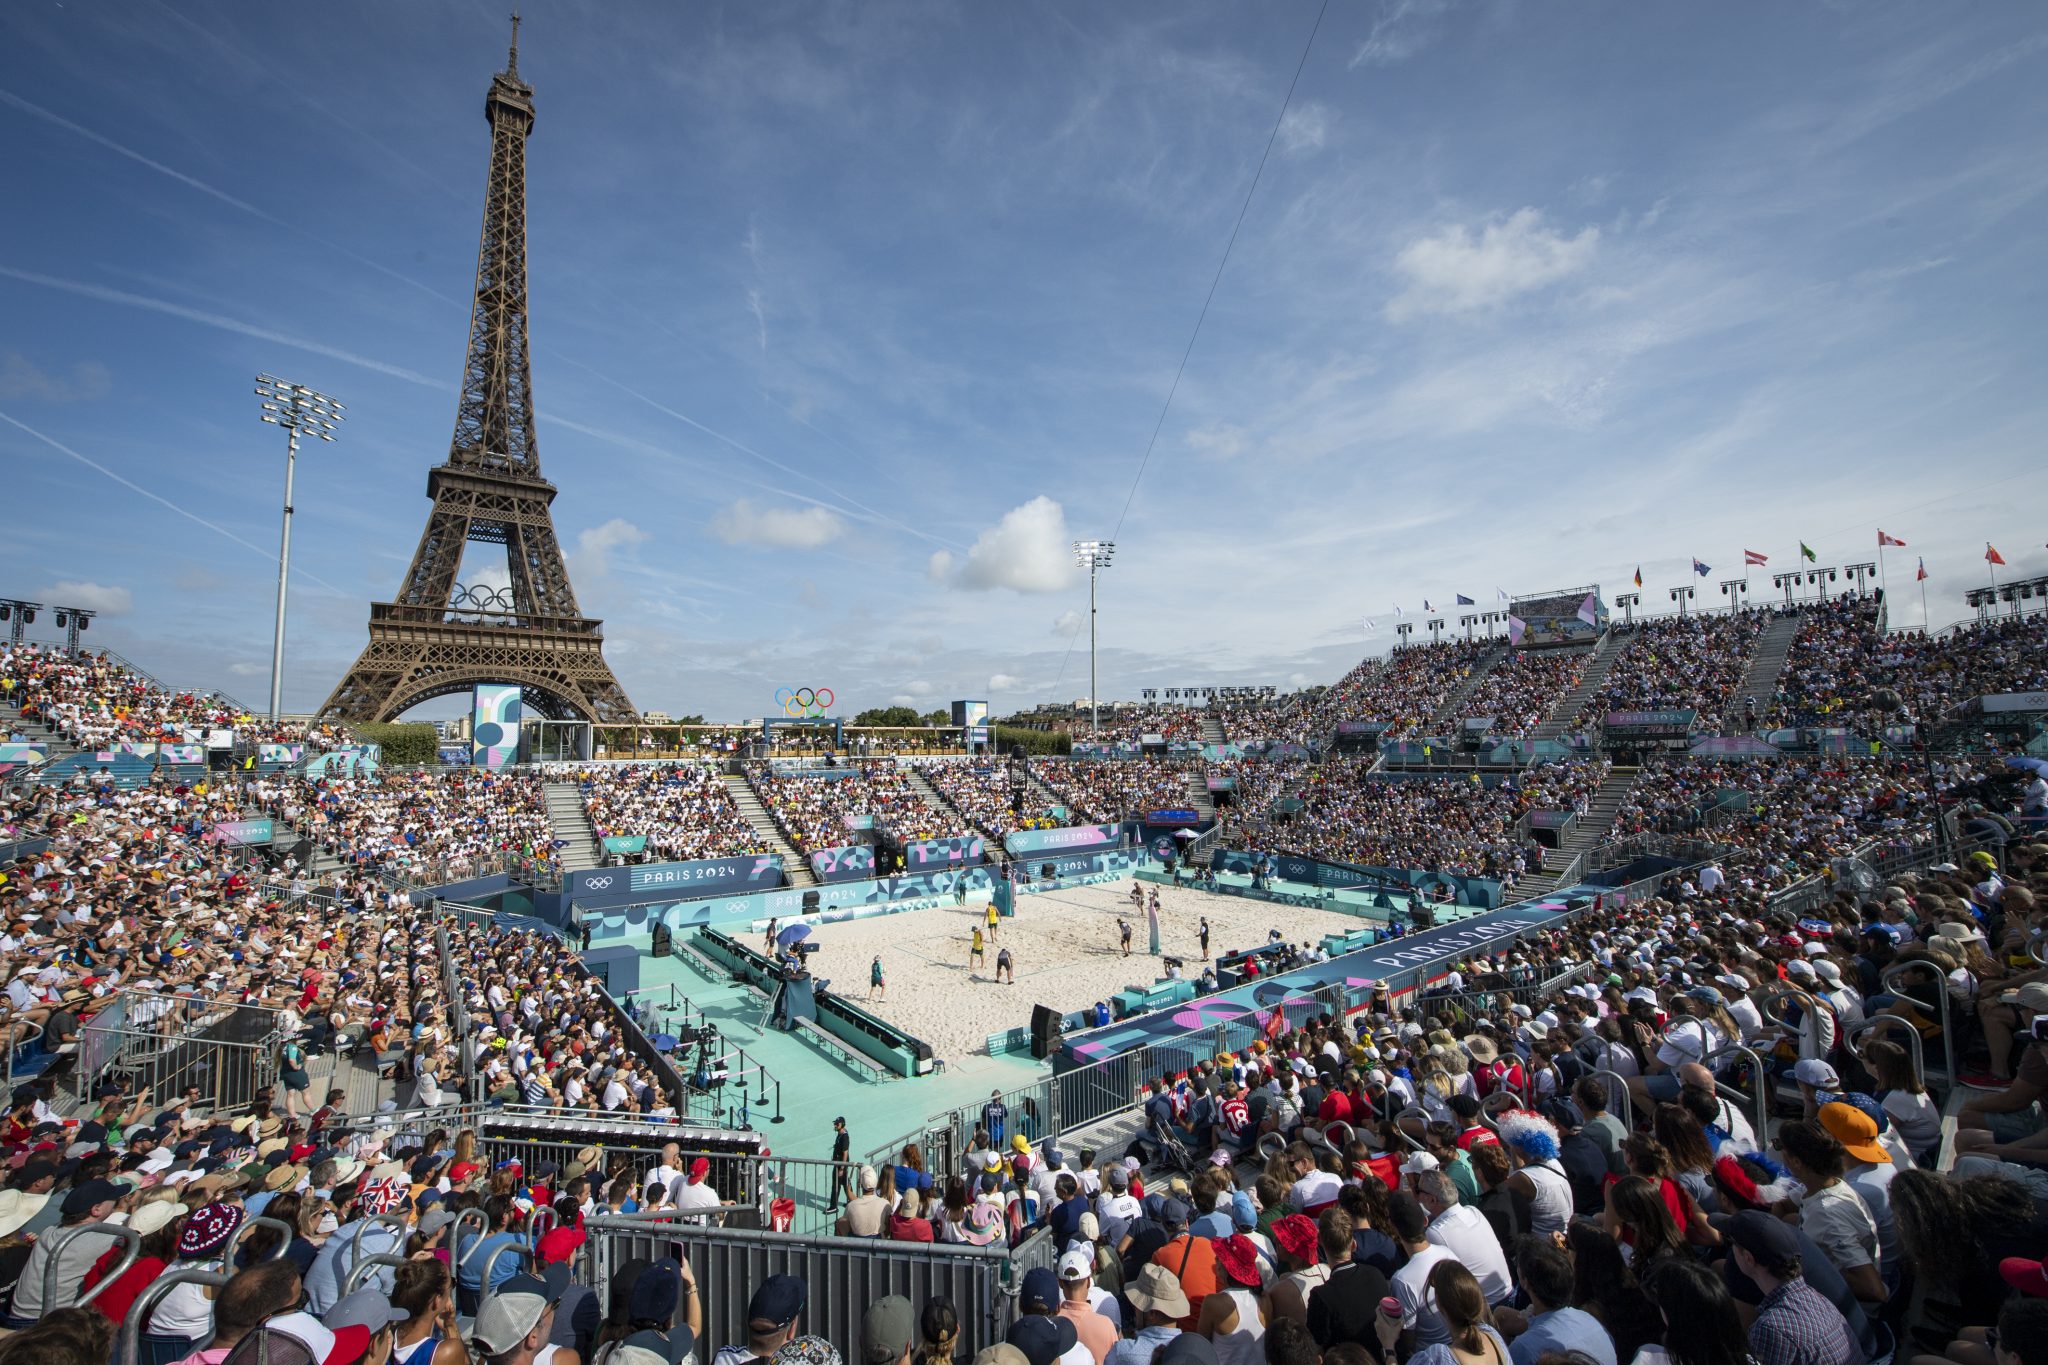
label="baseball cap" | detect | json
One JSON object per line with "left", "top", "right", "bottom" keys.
{"left": 1386, "top": 1190, "right": 1429, "bottom": 1241}
{"left": 1005, "top": 1313, "right": 1079, "bottom": 1365}
{"left": 1018, "top": 1267, "right": 1060, "bottom": 1314}
{"left": 628, "top": 1258, "right": 684, "bottom": 1324}
{"left": 748, "top": 1273, "right": 808, "bottom": 1330}
{"left": 222, "top": 1312, "right": 366, "bottom": 1365}
{"left": 1792, "top": 1058, "right": 1840, "bottom": 1089}
{"left": 2001, "top": 982, "right": 2048, "bottom": 1013}
{"left": 61, "top": 1179, "right": 122, "bottom": 1216}
{"left": 861, "top": 1295, "right": 916, "bottom": 1365}
{"left": 1724, "top": 1209, "right": 1801, "bottom": 1267}
{"left": 2000, "top": 1257, "right": 2048, "bottom": 1299}
{"left": 472, "top": 1267, "right": 571, "bottom": 1355}
{"left": 1157, "top": 1197, "right": 1190, "bottom": 1228}
{"left": 1399, "top": 1151, "right": 1439, "bottom": 1176}
{"left": 1057, "top": 1249, "right": 1093, "bottom": 1283}
{"left": 323, "top": 1287, "right": 409, "bottom": 1335}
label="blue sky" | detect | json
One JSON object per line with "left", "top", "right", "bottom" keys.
{"left": 2, "top": 0, "right": 2044, "bottom": 721}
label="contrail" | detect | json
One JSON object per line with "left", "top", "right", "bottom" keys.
{"left": 0, "top": 408, "right": 350, "bottom": 594}
{"left": 0, "top": 87, "right": 463, "bottom": 309}
{"left": 0, "top": 266, "right": 443, "bottom": 388}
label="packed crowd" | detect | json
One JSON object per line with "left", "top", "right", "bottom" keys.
{"left": 1312, "top": 642, "right": 1493, "bottom": 739}
{"left": 296, "top": 770, "right": 559, "bottom": 881}
{"left": 1271, "top": 761, "right": 1610, "bottom": 882}
{"left": 570, "top": 764, "right": 765, "bottom": 863}
{"left": 1, "top": 643, "right": 340, "bottom": 752}
{"left": 1457, "top": 650, "right": 1588, "bottom": 737}
{"left": 1577, "top": 613, "right": 1768, "bottom": 733}
{"left": 1035, "top": 760, "right": 1197, "bottom": 825}
{"left": 1765, "top": 601, "right": 2048, "bottom": 728}
{"left": 1612, "top": 756, "right": 1989, "bottom": 892}
{"left": 746, "top": 763, "right": 968, "bottom": 854}
{"left": 915, "top": 761, "right": 1035, "bottom": 839}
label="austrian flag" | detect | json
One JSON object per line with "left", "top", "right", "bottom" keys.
{"left": 1744, "top": 550, "right": 1768, "bottom": 566}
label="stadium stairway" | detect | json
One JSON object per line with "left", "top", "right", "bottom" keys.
{"left": 1427, "top": 645, "right": 1508, "bottom": 729}
{"left": 722, "top": 773, "right": 818, "bottom": 886}
{"left": 1733, "top": 612, "right": 1802, "bottom": 718}
{"left": 0, "top": 697, "right": 82, "bottom": 765}
{"left": 902, "top": 765, "right": 982, "bottom": 840}
{"left": 1532, "top": 631, "right": 1625, "bottom": 739}
{"left": 1197, "top": 713, "right": 1226, "bottom": 744}
{"left": 1514, "top": 765, "right": 1641, "bottom": 898}
{"left": 542, "top": 780, "right": 604, "bottom": 873}
{"left": 1182, "top": 772, "right": 1218, "bottom": 824}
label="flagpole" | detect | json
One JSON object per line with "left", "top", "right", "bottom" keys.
{"left": 1919, "top": 573, "right": 1929, "bottom": 635}
{"left": 1988, "top": 544, "right": 1999, "bottom": 594}
{"left": 1876, "top": 538, "right": 1888, "bottom": 620}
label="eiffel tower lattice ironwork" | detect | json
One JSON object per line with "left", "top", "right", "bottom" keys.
{"left": 318, "top": 19, "right": 636, "bottom": 726}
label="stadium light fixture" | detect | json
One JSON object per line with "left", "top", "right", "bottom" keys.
{"left": 1458, "top": 613, "right": 1476, "bottom": 640}
{"left": 255, "top": 374, "right": 345, "bottom": 725}
{"left": 1844, "top": 562, "right": 1877, "bottom": 599}
{"left": 1803, "top": 565, "right": 1838, "bottom": 602}
{"left": 50, "top": 605, "right": 96, "bottom": 654}
{"left": 1668, "top": 585, "right": 1695, "bottom": 616}
{"left": 1614, "top": 592, "right": 1640, "bottom": 627}
{"left": 0, "top": 598, "right": 42, "bottom": 647}
{"left": 1394, "top": 622, "right": 1415, "bottom": 647}
{"left": 1770, "top": 572, "right": 1801, "bottom": 608}
{"left": 1719, "top": 579, "right": 1748, "bottom": 613}
{"left": 1072, "top": 540, "right": 1115, "bottom": 737}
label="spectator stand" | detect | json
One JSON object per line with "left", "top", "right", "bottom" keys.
{"left": 75, "top": 987, "right": 292, "bottom": 1114}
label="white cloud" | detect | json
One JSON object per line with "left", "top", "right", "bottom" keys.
{"left": 1350, "top": 0, "right": 1459, "bottom": 68}
{"left": 1, "top": 352, "right": 111, "bottom": 402}
{"left": 989, "top": 673, "right": 1024, "bottom": 691}
{"left": 572, "top": 518, "right": 648, "bottom": 576}
{"left": 37, "top": 579, "right": 131, "bottom": 615}
{"left": 938, "top": 496, "right": 1076, "bottom": 594}
{"left": 1053, "top": 610, "right": 1084, "bottom": 638}
{"left": 927, "top": 550, "right": 955, "bottom": 583}
{"left": 1277, "top": 103, "right": 1331, "bottom": 155}
{"left": 710, "top": 500, "right": 844, "bottom": 550}
{"left": 903, "top": 679, "right": 933, "bottom": 696}
{"left": 1387, "top": 208, "right": 1600, "bottom": 321}
{"left": 1184, "top": 422, "right": 1251, "bottom": 460}
{"left": 228, "top": 661, "right": 266, "bottom": 677}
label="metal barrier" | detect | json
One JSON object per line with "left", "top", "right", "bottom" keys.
{"left": 44, "top": 1221, "right": 140, "bottom": 1310}
{"left": 345, "top": 1252, "right": 411, "bottom": 1295}
{"left": 573, "top": 1215, "right": 1023, "bottom": 1355}
{"left": 1842, "top": 1015, "right": 1929, "bottom": 1097}
{"left": 1698, "top": 1043, "right": 1769, "bottom": 1144}
{"left": 224, "top": 1215, "right": 294, "bottom": 1266}
{"left": 78, "top": 993, "right": 286, "bottom": 1113}
{"left": 1584, "top": 1066, "right": 1635, "bottom": 1132}
{"left": 118, "top": 1265, "right": 228, "bottom": 1365}
{"left": 1877, "top": 960, "right": 1953, "bottom": 1087}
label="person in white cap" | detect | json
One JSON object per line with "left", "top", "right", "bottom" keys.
{"left": 471, "top": 1267, "right": 572, "bottom": 1365}
{"left": 1055, "top": 1250, "right": 1118, "bottom": 1365}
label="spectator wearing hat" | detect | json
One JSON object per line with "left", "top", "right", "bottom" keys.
{"left": 1053, "top": 1249, "right": 1117, "bottom": 1364}
{"left": 1815, "top": 1102, "right": 1903, "bottom": 1292}
{"left": 1302, "top": 1207, "right": 1389, "bottom": 1353}
{"left": 712, "top": 1273, "right": 805, "bottom": 1365}
{"left": 1148, "top": 1199, "right": 1217, "bottom": 1330}
{"left": 473, "top": 1266, "right": 573, "bottom": 1365}
{"left": 1774, "top": 1120, "right": 1885, "bottom": 1308}
{"left": 1009, "top": 1268, "right": 1088, "bottom": 1365}
{"left": 323, "top": 1286, "right": 410, "bottom": 1365}
{"left": 1723, "top": 1210, "right": 1859, "bottom": 1365}
{"left": 1262, "top": 1214, "right": 1324, "bottom": 1329}
{"left": 1106, "top": 1265, "right": 1188, "bottom": 1365}
{"left": 1193, "top": 1234, "right": 1266, "bottom": 1365}
{"left": 6, "top": 1177, "right": 121, "bottom": 1323}
{"left": 861, "top": 1295, "right": 917, "bottom": 1365}
{"left": 151, "top": 1200, "right": 248, "bottom": 1351}
{"left": 165, "top": 1259, "right": 303, "bottom": 1365}
{"left": 82, "top": 1196, "right": 184, "bottom": 1327}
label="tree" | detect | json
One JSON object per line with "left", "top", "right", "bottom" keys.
{"left": 853, "top": 706, "right": 925, "bottom": 728}
{"left": 922, "top": 709, "right": 951, "bottom": 726}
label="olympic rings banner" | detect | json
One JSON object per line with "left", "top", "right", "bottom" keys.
{"left": 904, "top": 834, "right": 985, "bottom": 869}
{"left": 774, "top": 686, "right": 836, "bottom": 718}
{"left": 811, "top": 842, "right": 876, "bottom": 883}
{"left": 565, "top": 853, "right": 784, "bottom": 907}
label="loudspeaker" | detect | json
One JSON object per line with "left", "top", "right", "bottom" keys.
{"left": 651, "top": 923, "right": 673, "bottom": 957}
{"left": 802, "top": 890, "right": 820, "bottom": 913}
{"left": 1030, "top": 1004, "right": 1063, "bottom": 1059}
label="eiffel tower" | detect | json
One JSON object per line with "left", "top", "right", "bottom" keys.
{"left": 318, "top": 18, "right": 637, "bottom": 726}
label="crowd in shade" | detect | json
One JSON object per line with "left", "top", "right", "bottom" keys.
{"left": 0, "top": 643, "right": 344, "bottom": 751}
{"left": 568, "top": 765, "right": 765, "bottom": 863}
{"left": 1314, "top": 642, "right": 1493, "bottom": 739}
{"left": 1768, "top": 599, "right": 2048, "bottom": 728}
{"left": 1575, "top": 613, "right": 1769, "bottom": 733}
{"left": 1611, "top": 756, "right": 1989, "bottom": 892}
{"left": 1034, "top": 760, "right": 1196, "bottom": 825}
{"left": 1457, "top": 651, "right": 1588, "bottom": 738}
{"left": 745, "top": 762, "right": 969, "bottom": 855}
{"left": 290, "top": 771, "right": 560, "bottom": 882}
{"left": 1266, "top": 760, "right": 1610, "bottom": 882}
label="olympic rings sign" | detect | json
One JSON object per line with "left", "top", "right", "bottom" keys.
{"left": 582, "top": 875, "right": 614, "bottom": 890}
{"left": 775, "top": 686, "right": 836, "bottom": 718}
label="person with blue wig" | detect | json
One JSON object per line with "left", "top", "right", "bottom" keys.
{"left": 1496, "top": 1111, "right": 1575, "bottom": 1238}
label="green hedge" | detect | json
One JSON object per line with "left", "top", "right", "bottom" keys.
{"left": 352, "top": 722, "right": 440, "bottom": 766}
{"left": 992, "top": 724, "right": 1071, "bottom": 756}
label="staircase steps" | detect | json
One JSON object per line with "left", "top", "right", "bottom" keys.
{"left": 1733, "top": 614, "right": 1803, "bottom": 725}
{"left": 1428, "top": 647, "right": 1508, "bottom": 729}
{"left": 542, "top": 780, "right": 604, "bottom": 873}
{"left": 903, "top": 764, "right": 982, "bottom": 840}
{"left": 1183, "top": 773, "right": 1217, "bottom": 823}
{"left": 1513, "top": 766, "right": 1641, "bottom": 898}
{"left": 723, "top": 773, "right": 818, "bottom": 886}
{"left": 1198, "top": 714, "right": 1226, "bottom": 744}
{"left": 0, "top": 699, "right": 83, "bottom": 766}
{"left": 1533, "top": 634, "right": 1625, "bottom": 739}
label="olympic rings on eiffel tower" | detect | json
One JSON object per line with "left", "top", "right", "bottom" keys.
{"left": 774, "top": 686, "right": 835, "bottom": 717}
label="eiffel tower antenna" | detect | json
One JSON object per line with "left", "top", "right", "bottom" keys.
{"left": 318, "top": 25, "right": 637, "bottom": 727}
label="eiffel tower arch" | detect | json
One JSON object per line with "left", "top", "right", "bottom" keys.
{"left": 318, "top": 20, "right": 636, "bottom": 726}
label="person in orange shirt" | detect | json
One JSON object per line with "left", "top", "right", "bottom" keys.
{"left": 1149, "top": 1199, "right": 1219, "bottom": 1330}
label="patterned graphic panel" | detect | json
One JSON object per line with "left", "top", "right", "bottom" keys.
{"left": 811, "top": 843, "right": 877, "bottom": 883}
{"left": 471, "top": 683, "right": 522, "bottom": 771}
{"left": 904, "top": 834, "right": 986, "bottom": 869}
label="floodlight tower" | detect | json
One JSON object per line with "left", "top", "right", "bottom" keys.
{"left": 1073, "top": 540, "right": 1116, "bottom": 737}
{"left": 255, "top": 374, "right": 345, "bottom": 724}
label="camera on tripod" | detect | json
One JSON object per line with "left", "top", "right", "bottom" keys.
{"left": 792, "top": 941, "right": 821, "bottom": 957}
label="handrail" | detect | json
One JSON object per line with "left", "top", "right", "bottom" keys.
{"left": 118, "top": 1265, "right": 229, "bottom": 1365}
{"left": 478, "top": 1238, "right": 534, "bottom": 1291}
{"left": 449, "top": 1207, "right": 490, "bottom": 1283}
{"left": 344, "top": 1251, "right": 411, "bottom": 1295}
{"left": 1586, "top": 1067, "right": 1635, "bottom": 1132}
{"left": 1841, "top": 1015, "right": 1928, "bottom": 1097}
{"left": 1697, "top": 1044, "right": 1768, "bottom": 1145}
{"left": 48, "top": 1220, "right": 141, "bottom": 1310}
{"left": 1754, "top": 982, "right": 1825, "bottom": 1061}
{"left": 1877, "top": 960, "right": 1953, "bottom": 1085}
{"left": 351, "top": 1212, "right": 413, "bottom": 1265}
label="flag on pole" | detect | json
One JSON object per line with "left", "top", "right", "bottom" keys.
{"left": 1423, "top": 599, "right": 1434, "bottom": 612}
{"left": 1393, "top": 604, "right": 1403, "bottom": 618}
{"left": 1878, "top": 531, "right": 1906, "bottom": 547}
{"left": 1744, "top": 550, "right": 1768, "bottom": 566}
{"left": 1633, "top": 566, "right": 1642, "bottom": 588}
{"left": 1495, "top": 587, "right": 1508, "bottom": 601}
{"left": 1262, "top": 1002, "right": 1285, "bottom": 1042}
{"left": 1987, "top": 543, "right": 2007, "bottom": 566}
{"left": 1507, "top": 615, "right": 1527, "bottom": 646}
{"left": 1915, "top": 557, "right": 1927, "bottom": 582}
{"left": 1362, "top": 617, "right": 1376, "bottom": 632}
{"left": 1455, "top": 593, "right": 1475, "bottom": 606}
{"left": 1576, "top": 593, "right": 1598, "bottom": 626}
{"left": 1692, "top": 558, "right": 1711, "bottom": 577}
{"left": 1800, "top": 542, "right": 1817, "bottom": 562}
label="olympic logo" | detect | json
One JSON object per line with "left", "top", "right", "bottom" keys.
{"left": 582, "top": 875, "right": 613, "bottom": 890}
{"left": 775, "top": 686, "right": 835, "bottom": 718}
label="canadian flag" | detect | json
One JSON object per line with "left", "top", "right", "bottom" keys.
{"left": 1743, "top": 550, "right": 1768, "bottom": 566}
{"left": 1878, "top": 531, "right": 1906, "bottom": 547}
{"left": 1987, "top": 543, "right": 2008, "bottom": 566}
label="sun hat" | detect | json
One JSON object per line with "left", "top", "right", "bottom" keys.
{"left": 1270, "top": 1213, "right": 1317, "bottom": 1264}
{"left": 1817, "top": 1103, "right": 1892, "bottom": 1165}
{"left": 1125, "top": 1263, "right": 1192, "bottom": 1319}
{"left": 1212, "top": 1234, "right": 1262, "bottom": 1288}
